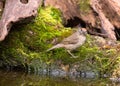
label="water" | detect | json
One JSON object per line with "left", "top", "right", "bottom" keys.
{"left": 0, "top": 70, "right": 118, "bottom": 86}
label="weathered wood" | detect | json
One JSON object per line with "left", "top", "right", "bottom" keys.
{"left": 90, "top": 0, "right": 116, "bottom": 40}
{"left": 0, "top": 0, "right": 42, "bottom": 41}
{"left": 99, "top": 0, "right": 120, "bottom": 29}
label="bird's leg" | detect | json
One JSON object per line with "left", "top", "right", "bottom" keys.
{"left": 67, "top": 50, "right": 78, "bottom": 58}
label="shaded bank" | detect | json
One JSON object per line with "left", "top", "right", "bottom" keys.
{"left": 0, "top": 6, "right": 120, "bottom": 78}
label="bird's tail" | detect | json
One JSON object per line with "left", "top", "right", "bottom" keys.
{"left": 46, "top": 44, "right": 64, "bottom": 52}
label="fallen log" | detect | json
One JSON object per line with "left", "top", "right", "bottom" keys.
{"left": 0, "top": 0, "right": 42, "bottom": 41}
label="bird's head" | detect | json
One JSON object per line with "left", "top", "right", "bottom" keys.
{"left": 78, "top": 27, "right": 87, "bottom": 35}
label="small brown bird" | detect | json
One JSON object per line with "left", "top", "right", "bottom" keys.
{"left": 47, "top": 27, "right": 87, "bottom": 58}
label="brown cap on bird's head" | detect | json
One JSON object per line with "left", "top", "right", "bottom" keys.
{"left": 81, "top": 28, "right": 87, "bottom": 35}
{"left": 76, "top": 24, "right": 87, "bottom": 35}
{"left": 78, "top": 27, "right": 87, "bottom": 35}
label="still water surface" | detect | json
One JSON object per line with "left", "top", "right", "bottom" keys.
{"left": 0, "top": 70, "right": 118, "bottom": 86}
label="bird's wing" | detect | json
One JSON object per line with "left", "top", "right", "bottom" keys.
{"left": 62, "top": 32, "right": 79, "bottom": 44}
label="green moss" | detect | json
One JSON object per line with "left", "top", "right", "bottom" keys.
{"left": 69, "top": 35, "right": 119, "bottom": 74}
{"left": 79, "top": 0, "right": 91, "bottom": 13}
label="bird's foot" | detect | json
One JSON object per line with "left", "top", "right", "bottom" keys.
{"left": 70, "top": 55, "right": 78, "bottom": 58}
{"left": 67, "top": 50, "right": 78, "bottom": 58}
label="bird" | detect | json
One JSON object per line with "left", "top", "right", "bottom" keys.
{"left": 47, "top": 26, "right": 87, "bottom": 58}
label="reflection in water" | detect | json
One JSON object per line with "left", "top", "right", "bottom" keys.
{"left": 0, "top": 70, "right": 117, "bottom": 86}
